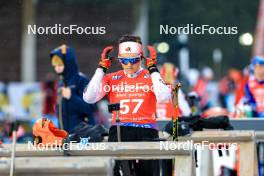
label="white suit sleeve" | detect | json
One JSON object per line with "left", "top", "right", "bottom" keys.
{"left": 83, "top": 68, "right": 107, "bottom": 104}
{"left": 178, "top": 89, "right": 191, "bottom": 116}
{"left": 150, "top": 72, "right": 172, "bottom": 103}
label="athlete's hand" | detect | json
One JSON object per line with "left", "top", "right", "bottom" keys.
{"left": 99, "top": 46, "right": 114, "bottom": 72}
{"left": 145, "top": 46, "right": 158, "bottom": 73}
{"left": 61, "top": 87, "right": 71, "bottom": 100}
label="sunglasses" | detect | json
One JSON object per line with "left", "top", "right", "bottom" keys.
{"left": 119, "top": 57, "right": 141, "bottom": 65}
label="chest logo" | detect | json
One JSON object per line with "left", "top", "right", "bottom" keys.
{"left": 112, "top": 75, "right": 122, "bottom": 80}
{"left": 144, "top": 74, "right": 150, "bottom": 78}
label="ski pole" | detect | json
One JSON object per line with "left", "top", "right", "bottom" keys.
{"left": 57, "top": 79, "right": 64, "bottom": 130}
{"left": 10, "top": 121, "right": 18, "bottom": 176}
{"left": 57, "top": 45, "right": 67, "bottom": 130}
{"left": 172, "top": 83, "right": 181, "bottom": 141}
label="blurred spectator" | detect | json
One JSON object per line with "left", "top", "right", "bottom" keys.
{"left": 187, "top": 68, "right": 200, "bottom": 88}
{"left": 41, "top": 72, "right": 58, "bottom": 125}
{"left": 219, "top": 75, "right": 230, "bottom": 108}
{"left": 42, "top": 73, "right": 57, "bottom": 116}
{"left": 0, "top": 121, "right": 28, "bottom": 143}
{"left": 0, "top": 81, "right": 9, "bottom": 119}
{"left": 50, "top": 44, "right": 96, "bottom": 133}
{"left": 219, "top": 69, "right": 244, "bottom": 112}
{"left": 193, "top": 67, "right": 214, "bottom": 110}
{"left": 238, "top": 55, "right": 264, "bottom": 117}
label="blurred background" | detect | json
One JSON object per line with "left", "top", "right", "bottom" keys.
{"left": 0, "top": 0, "right": 259, "bottom": 81}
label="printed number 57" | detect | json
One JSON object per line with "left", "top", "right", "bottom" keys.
{"left": 120, "top": 99, "right": 143, "bottom": 114}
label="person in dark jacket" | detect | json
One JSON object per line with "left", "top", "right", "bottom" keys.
{"left": 50, "top": 44, "right": 95, "bottom": 133}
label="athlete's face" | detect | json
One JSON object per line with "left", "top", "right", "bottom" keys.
{"left": 53, "top": 64, "right": 64, "bottom": 74}
{"left": 51, "top": 55, "right": 64, "bottom": 74}
{"left": 255, "top": 64, "right": 264, "bottom": 81}
{"left": 121, "top": 61, "right": 141, "bottom": 74}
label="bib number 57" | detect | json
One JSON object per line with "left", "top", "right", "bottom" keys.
{"left": 120, "top": 99, "right": 143, "bottom": 114}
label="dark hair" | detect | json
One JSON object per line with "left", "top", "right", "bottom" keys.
{"left": 118, "top": 34, "right": 142, "bottom": 44}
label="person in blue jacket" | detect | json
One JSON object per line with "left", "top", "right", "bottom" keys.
{"left": 243, "top": 55, "right": 264, "bottom": 117}
{"left": 50, "top": 44, "right": 95, "bottom": 133}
